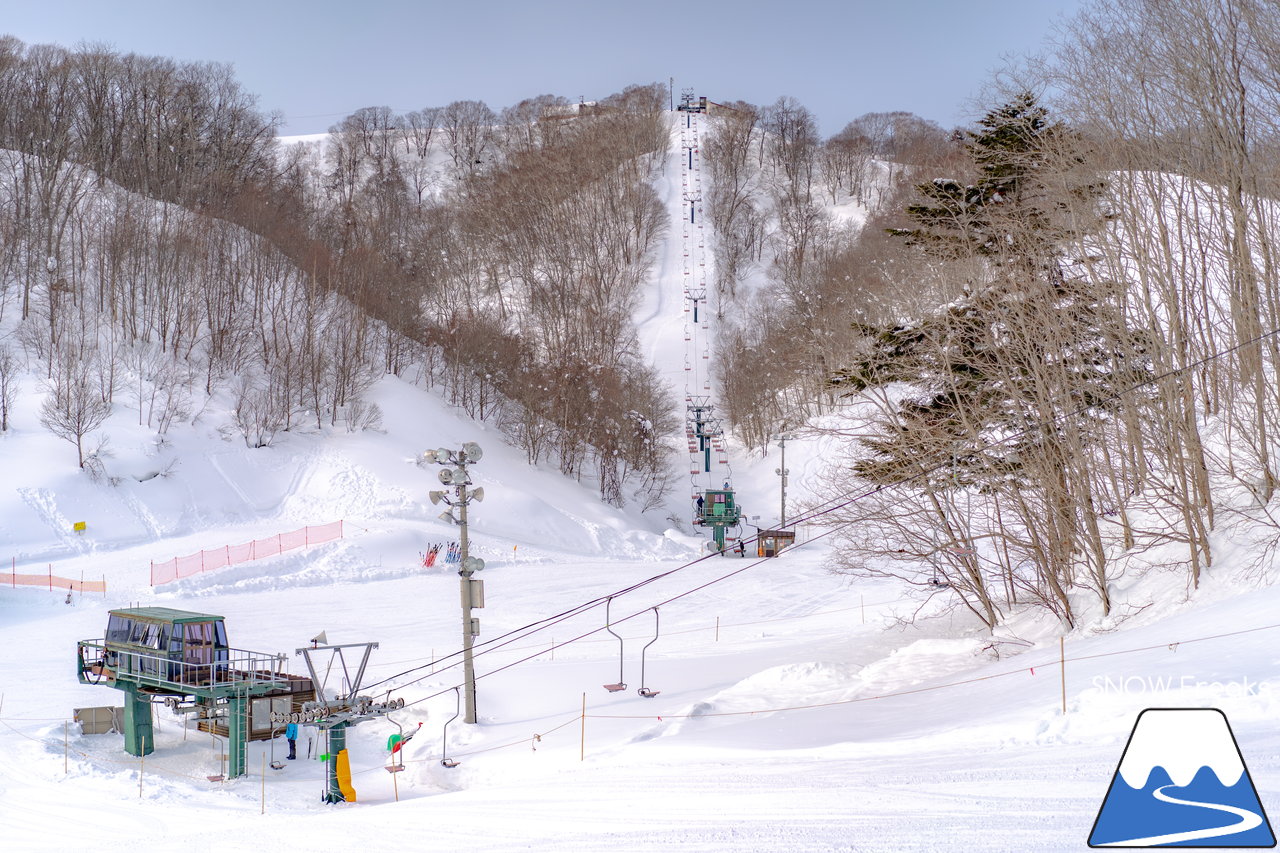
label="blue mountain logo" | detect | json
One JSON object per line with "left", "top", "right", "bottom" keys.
{"left": 1089, "top": 708, "right": 1275, "bottom": 847}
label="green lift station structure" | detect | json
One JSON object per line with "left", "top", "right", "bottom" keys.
{"left": 698, "top": 488, "right": 741, "bottom": 552}
{"left": 76, "top": 607, "right": 314, "bottom": 779}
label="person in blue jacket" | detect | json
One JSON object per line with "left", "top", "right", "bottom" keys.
{"left": 285, "top": 722, "right": 299, "bottom": 760}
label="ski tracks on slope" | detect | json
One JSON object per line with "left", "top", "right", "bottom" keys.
{"left": 119, "top": 488, "right": 164, "bottom": 540}
{"left": 206, "top": 448, "right": 309, "bottom": 520}
{"left": 15, "top": 486, "right": 87, "bottom": 557}
{"left": 288, "top": 449, "right": 397, "bottom": 524}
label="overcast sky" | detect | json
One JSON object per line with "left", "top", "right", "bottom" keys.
{"left": 6, "top": 0, "right": 1086, "bottom": 137}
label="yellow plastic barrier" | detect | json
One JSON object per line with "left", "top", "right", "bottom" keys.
{"left": 335, "top": 749, "right": 357, "bottom": 802}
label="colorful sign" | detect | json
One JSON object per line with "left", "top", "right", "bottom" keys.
{"left": 1089, "top": 708, "right": 1275, "bottom": 847}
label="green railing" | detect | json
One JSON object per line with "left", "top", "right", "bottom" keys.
{"left": 77, "top": 639, "right": 293, "bottom": 696}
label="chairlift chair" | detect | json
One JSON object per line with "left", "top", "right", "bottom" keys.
{"left": 440, "top": 687, "right": 461, "bottom": 768}
{"left": 637, "top": 607, "right": 661, "bottom": 698}
{"left": 386, "top": 719, "right": 405, "bottom": 773}
{"left": 269, "top": 724, "right": 285, "bottom": 770}
{"left": 602, "top": 597, "right": 627, "bottom": 692}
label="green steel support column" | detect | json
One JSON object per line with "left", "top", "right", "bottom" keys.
{"left": 226, "top": 695, "right": 248, "bottom": 779}
{"left": 121, "top": 686, "right": 154, "bottom": 757}
{"left": 325, "top": 724, "right": 348, "bottom": 804}
{"left": 713, "top": 524, "right": 726, "bottom": 551}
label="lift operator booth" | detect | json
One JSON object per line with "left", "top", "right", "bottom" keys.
{"left": 757, "top": 529, "right": 796, "bottom": 557}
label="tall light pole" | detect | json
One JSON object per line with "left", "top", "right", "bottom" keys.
{"left": 772, "top": 431, "right": 796, "bottom": 526}
{"left": 421, "top": 442, "right": 486, "bottom": 724}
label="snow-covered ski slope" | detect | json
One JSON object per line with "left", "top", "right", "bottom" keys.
{"left": 1, "top": 112, "right": 1279, "bottom": 852}
{"left": 637, "top": 111, "right": 737, "bottom": 526}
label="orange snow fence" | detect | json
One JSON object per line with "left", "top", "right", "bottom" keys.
{"left": 2, "top": 560, "right": 107, "bottom": 595}
{"left": 150, "top": 521, "right": 345, "bottom": 586}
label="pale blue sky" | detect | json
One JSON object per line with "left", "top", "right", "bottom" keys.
{"left": 5, "top": 0, "right": 1085, "bottom": 136}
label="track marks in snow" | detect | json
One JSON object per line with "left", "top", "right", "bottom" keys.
{"left": 288, "top": 452, "right": 397, "bottom": 522}
{"left": 119, "top": 488, "right": 165, "bottom": 539}
{"left": 15, "top": 487, "right": 85, "bottom": 556}
{"left": 207, "top": 449, "right": 308, "bottom": 517}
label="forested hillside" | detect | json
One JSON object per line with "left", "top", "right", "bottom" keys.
{"left": 0, "top": 37, "right": 672, "bottom": 507}
{"left": 696, "top": 0, "right": 1280, "bottom": 631}
{"left": 6, "top": 0, "right": 1280, "bottom": 635}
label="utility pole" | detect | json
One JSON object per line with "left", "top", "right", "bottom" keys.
{"left": 421, "top": 442, "right": 486, "bottom": 724}
{"left": 457, "top": 475, "right": 478, "bottom": 723}
{"left": 772, "top": 431, "right": 796, "bottom": 526}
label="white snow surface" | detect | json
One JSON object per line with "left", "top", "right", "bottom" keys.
{"left": 1117, "top": 709, "right": 1245, "bottom": 789}
{"left": 1, "top": 113, "right": 1279, "bottom": 852}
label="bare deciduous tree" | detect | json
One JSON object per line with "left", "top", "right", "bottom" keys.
{"left": 40, "top": 350, "right": 112, "bottom": 467}
{"left": 0, "top": 343, "right": 19, "bottom": 431}
{"left": 440, "top": 99, "right": 496, "bottom": 175}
